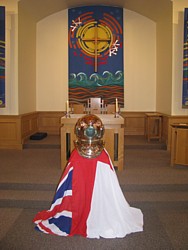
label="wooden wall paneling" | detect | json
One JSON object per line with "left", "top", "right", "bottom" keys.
{"left": 38, "top": 112, "right": 65, "bottom": 135}
{"left": 0, "top": 116, "right": 22, "bottom": 149}
{"left": 121, "top": 112, "right": 146, "bottom": 135}
{"left": 161, "top": 114, "right": 169, "bottom": 145}
{"left": 1, "top": 111, "right": 187, "bottom": 151}
{"left": 21, "top": 112, "right": 38, "bottom": 142}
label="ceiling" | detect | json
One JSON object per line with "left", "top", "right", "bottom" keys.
{"left": 18, "top": 0, "right": 172, "bottom": 22}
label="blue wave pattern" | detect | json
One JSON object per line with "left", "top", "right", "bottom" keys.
{"left": 69, "top": 71, "right": 123, "bottom": 89}
{"left": 69, "top": 71, "right": 124, "bottom": 106}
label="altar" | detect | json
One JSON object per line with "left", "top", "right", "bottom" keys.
{"left": 60, "top": 114, "right": 125, "bottom": 171}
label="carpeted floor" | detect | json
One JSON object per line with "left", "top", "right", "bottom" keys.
{"left": 0, "top": 135, "right": 188, "bottom": 250}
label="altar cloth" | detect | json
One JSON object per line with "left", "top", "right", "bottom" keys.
{"left": 33, "top": 149, "right": 143, "bottom": 238}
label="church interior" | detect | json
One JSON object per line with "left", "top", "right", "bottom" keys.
{"left": 0, "top": 0, "right": 188, "bottom": 249}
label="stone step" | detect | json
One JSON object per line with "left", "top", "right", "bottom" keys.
{"left": 23, "top": 135, "right": 167, "bottom": 150}
{"left": 1, "top": 183, "right": 188, "bottom": 209}
{"left": 1, "top": 189, "right": 187, "bottom": 203}
{"left": 1, "top": 182, "right": 188, "bottom": 192}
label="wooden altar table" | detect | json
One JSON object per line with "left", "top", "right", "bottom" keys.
{"left": 60, "top": 114, "right": 125, "bottom": 171}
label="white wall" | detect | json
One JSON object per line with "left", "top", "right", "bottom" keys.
{"left": 172, "top": 0, "right": 188, "bottom": 115}
{"left": 124, "top": 10, "right": 156, "bottom": 111}
{"left": 36, "top": 9, "right": 156, "bottom": 112}
{"left": 36, "top": 10, "right": 68, "bottom": 111}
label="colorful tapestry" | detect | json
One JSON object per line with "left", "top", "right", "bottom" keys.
{"left": 182, "top": 8, "right": 188, "bottom": 108}
{"left": 68, "top": 6, "right": 124, "bottom": 107}
{"left": 0, "top": 6, "right": 5, "bottom": 108}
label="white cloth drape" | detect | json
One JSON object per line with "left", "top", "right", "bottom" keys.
{"left": 87, "top": 160, "right": 143, "bottom": 238}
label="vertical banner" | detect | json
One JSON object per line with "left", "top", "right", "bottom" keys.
{"left": 0, "top": 6, "right": 5, "bottom": 108}
{"left": 68, "top": 6, "right": 124, "bottom": 107}
{"left": 182, "top": 8, "right": 188, "bottom": 108}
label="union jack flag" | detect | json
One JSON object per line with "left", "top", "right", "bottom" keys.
{"left": 34, "top": 166, "right": 73, "bottom": 236}
{"left": 33, "top": 149, "right": 143, "bottom": 238}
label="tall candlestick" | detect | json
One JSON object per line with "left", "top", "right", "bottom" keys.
{"left": 115, "top": 98, "right": 118, "bottom": 113}
{"left": 66, "top": 100, "right": 69, "bottom": 113}
{"left": 102, "top": 100, "right": 104, "bottom": 108}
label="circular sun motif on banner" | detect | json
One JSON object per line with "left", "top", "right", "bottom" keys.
{"left": 76, "top": 21, "right": 113, "bottom": 57}
{"left": 69, "top": 11, "right": 123, "bottom": 72}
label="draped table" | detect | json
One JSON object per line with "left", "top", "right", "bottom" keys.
{"left": 33, "top": 148, "right": 143, "bottom": 238}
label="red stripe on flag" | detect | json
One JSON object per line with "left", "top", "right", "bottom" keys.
{"left": 69, "top": 150, "right": 97, "bottom": 237}
{"left": 38, "top": 222, "right": 56, "bottom": 235}
{"left": 33, "top": 196, "right": 72, "bottom": 223}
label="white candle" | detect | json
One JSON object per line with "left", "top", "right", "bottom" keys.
{"left": 102, "top": 100, "right": 104, "bottom": 108}
{"left": 66, "top": 100, "right": 69, "bottom": 112}
{"left": 115, "top": 98, "right": 118, "bottom": 113}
